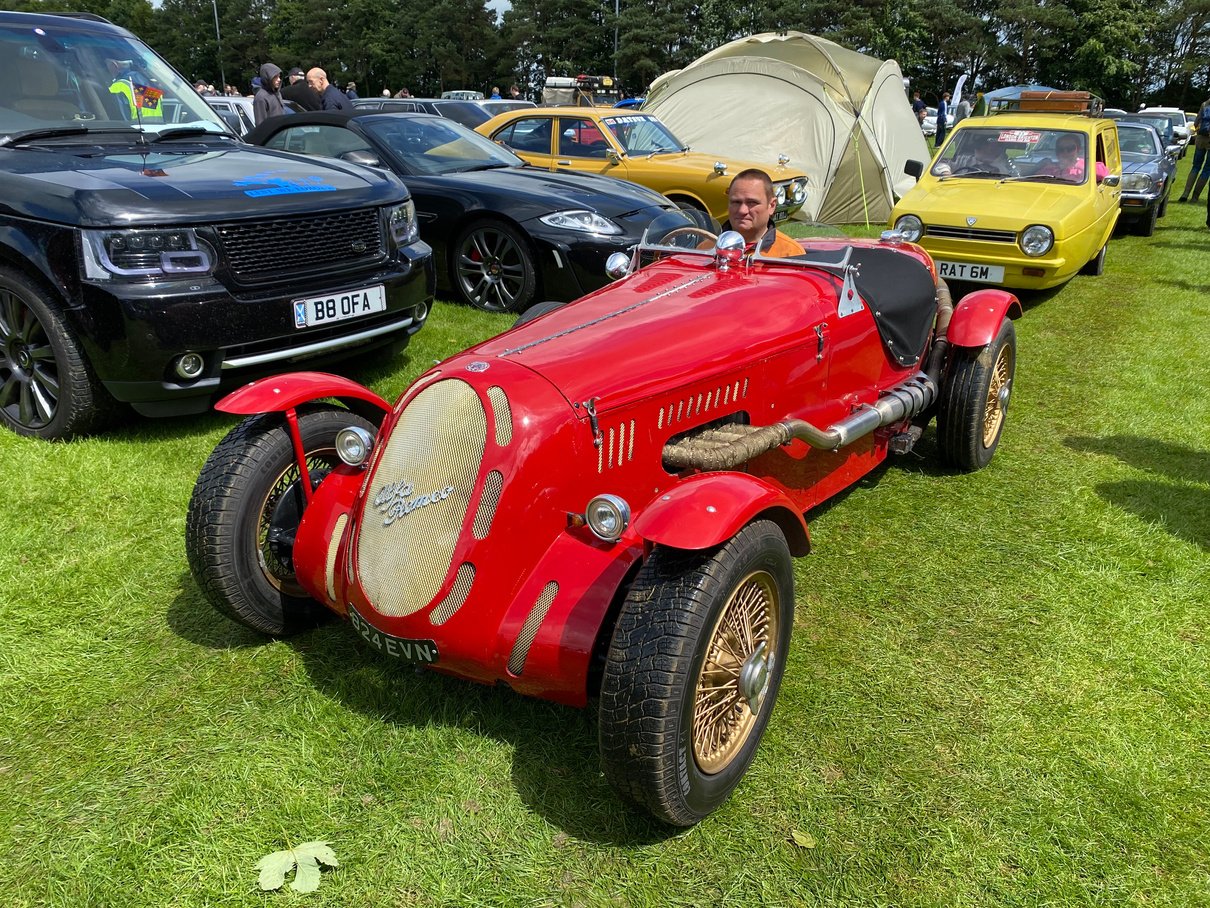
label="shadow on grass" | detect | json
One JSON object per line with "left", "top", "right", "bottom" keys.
{"left": 1065, "top": 435, "right": 1209, "bottom": 550}
{"left": 167, "top": 578, "right": 675, "bottom": 845}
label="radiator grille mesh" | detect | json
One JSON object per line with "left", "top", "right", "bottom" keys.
{"left": 507, "top": 582, "right": 559, "bottom": 676}
{"left": 357, "top": 379, "right": 486, "bottom": 617}
{"left": 472, "top": 470, "right": 504, "bottom": 539}
{"left": 486, "top": 386, "right": 513, "bottom": 446}
{"left": 429, "top": 562, "right": 476, "bottom": 626}
{"left": 325, "top": 514, "right": 348, "bottom": 603}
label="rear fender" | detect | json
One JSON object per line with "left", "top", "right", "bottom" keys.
{"left": 947, "top": 289, "right": 1022, "bottom": 349}
{"left": 217, "top": 371, "right": 391, "bottom": 421}
{"left": 633, "top": 472, "right": 810, "bottom": 556}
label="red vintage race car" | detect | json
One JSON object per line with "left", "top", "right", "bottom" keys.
{"left": 186, "top": 214, "right": 1022, "bottom": 826}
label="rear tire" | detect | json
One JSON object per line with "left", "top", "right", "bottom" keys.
{"left": 937, "top": 319, "right": 1016, "bottom": 471}
{"left": 599, "top": 520, "right": 793, "bottom": 825}
{"left": 185, "top": 406, "right": 375, "bottom": 636}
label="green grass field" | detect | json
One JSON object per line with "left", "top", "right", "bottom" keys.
{"left": 2, "top": 163, "right": 1207, "bottom": 907}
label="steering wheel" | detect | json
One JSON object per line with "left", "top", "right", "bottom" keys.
{"left": 659, "top": 226, "right": 718, "bottom": 248}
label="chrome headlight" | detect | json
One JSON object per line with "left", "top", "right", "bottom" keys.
{"left": 893, "top": 214, "right": 924, "bottom": 243}
{"left": 1019, "top": 225, "right": 1054, "bottom": 257}
{"left": 539, "top": 210, "right": 622, "bottom": 235}
{"left": 384, "top": 199, "right": 419, "bottom": 247}
{"left": 336, "top": 426, "right": 375, "bottom": 466}
{"left": 81, "top": 228, "right": 214, "bottom": 281}
{"left": 774, "top": 184, "right": 787, "bottom": 207}
{"left": 1121, "top": 172, "right": 1154, "bottom": 193}
{"left": 790, "top": 179, "right": 808, "bottom": 204}
{"left": 585, "top": 494, "right": 630, "bottom": 542}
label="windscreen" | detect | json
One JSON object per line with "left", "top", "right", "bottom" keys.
{"left": 0, "top": 20, "right": 228, "bottom": 137}
{"left": 601, "top": 114, "right": 684, "bottom": 155}
{"left": 932, "top": 127, "right": 1091, "bottom": 183}
{"left": 364, "top": 115, "right": 523, "bottom": 175}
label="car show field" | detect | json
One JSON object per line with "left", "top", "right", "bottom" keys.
{"left": 1, "top": 155, "right": 1206, "bottom": 905}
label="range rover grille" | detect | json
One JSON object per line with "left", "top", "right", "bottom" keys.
{"left": 926, "top": 225, "right": 1018, "bottom": 244}
{"left": 214, "top": 209, "right": 384, "bottom": 283}
{"left": 357, "top": 379, "right": 486, "bottom": 617}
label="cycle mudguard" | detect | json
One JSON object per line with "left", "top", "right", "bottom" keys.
{"left": 947, "top": 289, "right": 1022, "bottom": 349}
{"left": 216, "top": 371, "right": 391, "bottom": 417}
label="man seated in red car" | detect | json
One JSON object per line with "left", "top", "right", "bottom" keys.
{"left": 727, "top": 168, "right": 803, "bottom": 257}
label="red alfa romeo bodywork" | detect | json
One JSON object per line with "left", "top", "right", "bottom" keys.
{"left": 195, "top": 227, "right": 1021, "bottom": 824}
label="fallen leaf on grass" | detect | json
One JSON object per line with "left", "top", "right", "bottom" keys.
{"left": 255, "top": 841, "right": 339, "bottom": 892}
{"left": 790, "top": 830, "right": 817, "bottom": 849}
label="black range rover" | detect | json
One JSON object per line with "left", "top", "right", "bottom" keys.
{"left": 0, "top": 11, "right": 434, "bottom": 439}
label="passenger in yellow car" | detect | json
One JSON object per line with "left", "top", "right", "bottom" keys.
{"left": 727, "top": 168, "right": 802, "bottom": 257}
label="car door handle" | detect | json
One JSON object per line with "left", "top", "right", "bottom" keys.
{"left": 556, "top": 160, "right": 572, "bottom": 166}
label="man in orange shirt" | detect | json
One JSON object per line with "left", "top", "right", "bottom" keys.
{"left": 727, "top": 169, "right": 802, "bottom": 257}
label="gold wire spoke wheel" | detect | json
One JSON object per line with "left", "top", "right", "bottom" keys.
{"left": 255, "top": 450, "right": 336, "bottom": 594}
{"left": 692, "top": 569, "right": 779, "bottom": 775}
{"left": 982, "top": 343, "right": 1014, "bottom": 448}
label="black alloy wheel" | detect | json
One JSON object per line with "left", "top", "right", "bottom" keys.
{"left": 453, "top": 220, "right": 537, "bottom": 312}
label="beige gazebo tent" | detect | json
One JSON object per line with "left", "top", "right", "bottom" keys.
{"left": 643, "top": 32, "right": 929, "bottom": 224}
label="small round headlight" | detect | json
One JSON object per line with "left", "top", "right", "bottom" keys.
{"left": 775, "top": 185, "right": 787, "bottom": 206}
{"left": 894, "top": 214, "right": 924, "bottom": 243}
{"left": 1019, "top": 224, "right": 1054, "bottom": 257}
{"left": 791, "top": 180, "right": 807, "bottom": 203}
{"left": 585, "top": 494, "right": 630, "bottom": 542}
{"left": 174, "top": 352, "right": 205, "bottom": 380}
{"left": 336, "top": 426, "right": 374, "bottom": 466}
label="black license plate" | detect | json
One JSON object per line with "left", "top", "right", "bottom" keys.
{"left": 348, "top": 606, "right": 439, "bottom": 664}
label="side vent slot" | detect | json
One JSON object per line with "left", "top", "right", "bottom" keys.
{"left": 598, "top": 420, "right": 637, "bottom": 473}
{"left": 430, "top": 562, "right": 476, "bottom": 626}
{"left": 326, "top": 514, "right": 348, "bottom": 603}
{"left": 472, "top": 470, "right": 504, "bottom": 539}
{"left": 486, "top": 386, "right": 513, "bottom": 446}
{"left": 507, "top": 582, "right": 558, "bottom": 676}
{"left": 656, "top": 379, "right": 749, "bottom": 430}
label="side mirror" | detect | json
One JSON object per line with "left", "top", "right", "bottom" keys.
{"left": 340, "top": 149, "right": 383, "bottom": 168}
{"left": 1101, "top": 173, "right": 1120, "bottom": 187}
{"left": 904, "top": 159, "right": 924, "bottom": 181}
{"left": 606, "top": 148, "right": 622, "bottom": 165}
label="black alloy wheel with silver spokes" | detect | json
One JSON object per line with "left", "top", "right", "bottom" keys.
{"left": 453, "top": 220, "right": 537, "bottom": 312}
{"left": 0, "top": 267, "right": 105, "bottom": 440}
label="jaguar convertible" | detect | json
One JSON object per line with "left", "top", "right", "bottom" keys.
{"left": 186, "top": 213, "right": 1021, "bottom": 825}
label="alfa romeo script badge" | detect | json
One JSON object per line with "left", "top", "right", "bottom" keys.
{"left": 374, "top": 479, "right": 456, "bottom": 526}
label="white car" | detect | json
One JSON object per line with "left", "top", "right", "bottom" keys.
{"left": 921, "top": 106, "right": 955, "bottom": 137}
{"left": 1141, "top": 107, "right": 1191, "bottom": 147}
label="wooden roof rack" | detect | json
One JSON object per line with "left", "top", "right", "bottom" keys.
{"left": 990, "top": 91, "right": 1104, "bottom": 117}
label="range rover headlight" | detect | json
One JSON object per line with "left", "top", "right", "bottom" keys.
{"left": 385, "top": 199, "right": 419, "bottom": 247}
{"left": 336, "top": 426, "right": 374, "bottom": 466}
{"left": 1019, "top": 224, "right": 1054, "bottom": 257}
{"left": 81, "top": 228, "right": 214, "bottom": 281}
{"left": 585, "top": 494, "right": 630, "bottom": 542}
{"left": 538, "top": 210, "right": 622, "bottom": 235}
{"left": 1120, "top": 172, "right": 1154, "bottom": 193}
{"left": 893, "top": 214, "right": 924, "bottom": 243}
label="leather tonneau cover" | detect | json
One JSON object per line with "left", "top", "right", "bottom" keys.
{"left": 847, "top": 246, "right": 937, "bottom": 367}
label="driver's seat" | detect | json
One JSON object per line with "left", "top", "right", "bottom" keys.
{"left": 11, "top": 56, "right": 81, "bottom": 120}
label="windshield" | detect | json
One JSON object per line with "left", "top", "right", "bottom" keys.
{"left": 431, "top": 101, "right": 490, "bottom": 129}
{"left": 0, "top": 20, "right": 228, "bottom": 139}
{"left": 601, "top": 114, "right": 684, "bottom": 155}
{"left": 932, "top": 126, "right": 1090, "bottom": 183}
{"left": 1117, "top": 124, "right": 1161, "bottom": 157}
{"left": 363, "top": 115, "right": 522, "bottom": 175}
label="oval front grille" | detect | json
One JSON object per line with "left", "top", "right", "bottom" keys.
{"left": 357, "top": 379, "right": 486, "bottom": 617}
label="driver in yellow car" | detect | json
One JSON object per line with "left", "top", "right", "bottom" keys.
{"left": 726, "top": 168, "right": 803, "bottom": 257}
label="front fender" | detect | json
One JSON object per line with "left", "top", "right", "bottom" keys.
{"left": 948, "top": 289, "right": 1022, "bottom": 349}
{"left": 633, "top": 472, "right": 810, "bottom": 556}
{"left": 217, "top": 371, "right": 391, "bottom": 420}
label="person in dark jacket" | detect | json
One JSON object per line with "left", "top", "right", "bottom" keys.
{"left": 252, "top": 63, "right": 285, "bottom": 124}
{"left": 281, "top": 66, "right": 322, "bottom": 111}
{"left": 306, "top": 68, "right": 351, "bottom": 111}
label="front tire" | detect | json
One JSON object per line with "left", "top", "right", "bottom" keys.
{"left": 185, "top": 406, "right": 375, "bottom": 636}
{"left": 512, "top": 299, "right": 565, "bottom": 327}
{"left": 937, "top": 318, "right": 1016, "bottom": 471}
{"left": 1136, "top": 204, "right": 1158, "bottom": 236}
{"left": 1080, "top": 242, "right": 1106, "bottom": 276}
{"left": 599, "top": 520, "right": 794, "bottom": 826}
{"left": 453, "top": 220, "right": 537, "bottom": 312}
{"left": 0, "top": 267, "right": 109, "bottom": 439}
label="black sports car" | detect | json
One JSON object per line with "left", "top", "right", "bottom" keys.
{"left": 350, "top": 97, "right": 491, "bottom": 129}
{"left": 247, "top": 111, "right": 677, "bottom": 312}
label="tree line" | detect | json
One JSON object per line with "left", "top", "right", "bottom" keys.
{"left": 13, "top": 0, "right": 1210, "bottom": 109}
